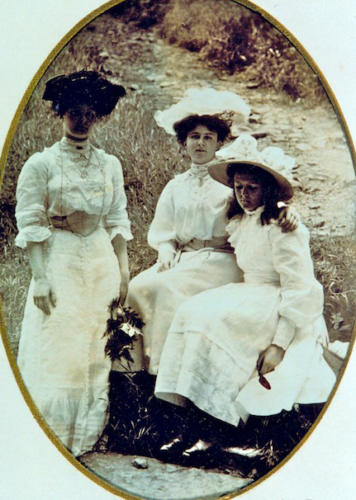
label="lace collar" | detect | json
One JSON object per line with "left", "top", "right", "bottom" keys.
{"left": 188, "top": 161, "right": 213, "bottom": 180}
{"left": 243, "top": 205, "right": 264, "bottom": 217}
{"left": 59, "top": 136, "right": 91, "bottom": 159}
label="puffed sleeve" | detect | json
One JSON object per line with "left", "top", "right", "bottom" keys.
{"left": 104, "top": 156, "right": 133, "bottom": 241}
{"left": 15, "top": 153, "right": 52, "bottom": 249}
{"left": 147, "top": 180, "right": 177, "bottom": 251}
{"left": 269, "top": 223, "right": 324, "bottom": 350}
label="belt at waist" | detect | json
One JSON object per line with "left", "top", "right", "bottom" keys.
{"left": 180, "top": 236, "right": 233, "bottom": 252}
{"left": 50, "top": 212, "right": 102, "bottom": 236}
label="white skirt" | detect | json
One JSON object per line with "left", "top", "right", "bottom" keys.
{"left": 17, "top": 227, "right": 120, "bottom": 456}
{"left": 155, "top": 283, "right": 336, "bottom": 426}
{"left": 127, "top": 249, "right": 243, "bottom": 374}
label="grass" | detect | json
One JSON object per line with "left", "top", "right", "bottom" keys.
{"left": 311, "top": 235, "right": 356, "bottom": 342}
{"left": 157, "top": 0, "right": 325, "bottom": 101}
{"left": 0, "top": 0, "right": 355, "bottom": 479}
{"left": 0, "top": 248, "right": 30, "bottom": 357}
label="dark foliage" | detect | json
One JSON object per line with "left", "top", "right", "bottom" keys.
{"left": 237, "top": 404, "right": 323, "bottom": 478}
{"left": 97, "top": 371, "right": 323, "bottom": 478}
{"left": 108, "top": 0, "right": 170, "bottom": 29}
{"left": 159, "top": 0, "right": 324, "bottom": 100}
{"left": 0, "top": 201, "right": 16, "bottom": 247}
{"left": 103, "top": 298, "right": 144, "bottom": 365}
{"left": 99, "top": 371, "right": 179, "bottom": 456}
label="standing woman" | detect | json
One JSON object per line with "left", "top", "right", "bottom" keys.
{"left": 155, "top": 134, "right": 335, "bottom": 455}
{"left": 15, "top": 71, "right": 132, "bottom": 457}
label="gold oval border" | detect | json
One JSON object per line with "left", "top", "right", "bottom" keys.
{"left": 0, "top": 1, "right": 355, "bottom": 499}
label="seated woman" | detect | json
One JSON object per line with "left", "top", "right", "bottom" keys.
{"left": 155, "top": 134, "right": 336, "bottom": 457}
{"left": 127, "top": 89, "right": 297, "bottom": 374}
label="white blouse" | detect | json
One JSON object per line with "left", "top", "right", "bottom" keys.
{"left": 226, "top": 209, "right": 325, "bottom": 350}
{"left": 15, "top": 137, "right": 133, "bottom": 248}
{"left": 147, "top": 164, "right": 233, "bottom": 250}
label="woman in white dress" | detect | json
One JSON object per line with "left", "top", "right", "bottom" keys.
{"left": 15, "top": 71, "right": 132, "bottom": 457}
{"left": 128, "top": 89, "right": 297, "bottom": 374}
{"left": 155, "top": 134, "right": 336, "bottom": 457}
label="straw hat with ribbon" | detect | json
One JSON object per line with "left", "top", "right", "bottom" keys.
{"left": 154, "top": 87, "right": 251, "bottom": 135}
{"left": 208, "top": 133, "right": 295, "bottom": 201}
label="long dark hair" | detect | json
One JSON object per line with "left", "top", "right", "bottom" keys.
{"left": 173, "top": 114, "right": 231, "bottom": 144}
{"left": 226, "top": 163, "right": 281, "bottom": 225}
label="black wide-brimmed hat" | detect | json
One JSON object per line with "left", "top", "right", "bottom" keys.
{"left": 43, "top": 70, "right": 126, "bottom": 116}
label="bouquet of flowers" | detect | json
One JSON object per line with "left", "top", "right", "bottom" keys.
{"left": 103, "top": 297, "right": 144, "bottom": 368}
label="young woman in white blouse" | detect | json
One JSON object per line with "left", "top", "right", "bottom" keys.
{"left": 128, "top": 89, "right": 297, "bottom": 375}
{"left": 15, "top": 71, "right": 132, "bottom": 457}
{"left": 155, "top": 134, "right": 336, "bottom": 458}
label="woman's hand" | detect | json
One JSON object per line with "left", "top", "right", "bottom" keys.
{"left": 33, "top": 277, "right": 57, "bottom": 316}
{"left": 111, "top": 234, "right": 130, "bottom": 305}
{"left": 157, "top": 243, "right": 176, "bottom": 272}
{"left": 257, "top": 344, "right": 285, "bottom": 375}
{"left": 277, "top": 205, "right": 299, "bottom": 233}
{"left": 119, "top": 273, "right": 129, "bottom": 306}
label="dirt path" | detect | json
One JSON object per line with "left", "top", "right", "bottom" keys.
{"left": 153, "top": 39, "right": 355, "bottom": 237}
{"left": 96, "top": 16, "right": 355, "bottom": 238}
{"left": 81, "top": 452, "right": 251, "bottom": 500}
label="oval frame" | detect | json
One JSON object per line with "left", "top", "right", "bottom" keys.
{"left": 0, "top": 1, "right": 355, "bottom": 499}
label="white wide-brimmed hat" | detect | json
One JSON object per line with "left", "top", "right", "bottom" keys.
{"left": 154, "top": 87, "right": 250, "bottom": 135}
{"left": 208, "top": 134, "right": 295, "bottom": 201}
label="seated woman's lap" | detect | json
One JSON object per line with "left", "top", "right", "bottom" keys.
{"left": 129, "top": 250, "right": 242, "bottom": 297}
{"left": 127, "top": 250, "right": 242, "bottom": 373}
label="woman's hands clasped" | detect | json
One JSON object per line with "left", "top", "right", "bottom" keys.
{"left": 33, "top": 277, "right": 57, "bottom": 315}
{"left": 257, "top": 344, "right": 285, "bottom": 376}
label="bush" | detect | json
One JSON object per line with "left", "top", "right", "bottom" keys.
{"left": 108, "top": 0, "right": 170, "bottom": 29}
{"left": 158, "top": 0, "right": 324, "bottom": 100}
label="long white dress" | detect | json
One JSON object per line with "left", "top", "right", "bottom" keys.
{"left": 15, "top": 137, "right": 132, "bottom": 456}
{"left": 155, "top": 208, "right": 336, "bottom": 426}
{"left": 127, "top": 164, "right": 243, "bottom": 374}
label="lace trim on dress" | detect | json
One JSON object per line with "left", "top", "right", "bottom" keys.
{"left": 60, "top": 136, "right": 91, "bottom": 157}
{"left": 188, "top": 162, "right": 211, "bottom": 180}
{"left": 243, "top": 205, "right": 265, "bottom": 217}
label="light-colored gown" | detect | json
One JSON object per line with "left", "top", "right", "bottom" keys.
{"left": 127, "top": 163, "right": 243, "bottom": 374}
{"left": 155, "top": 207, "right": 336, "bottom": 426}
{"left": 15, "top": 137, "right": 132, "bottom": 456}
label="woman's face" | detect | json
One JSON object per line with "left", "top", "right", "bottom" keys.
{"left": 63, "top": 104, "right": 98, "bottom": 138}
{"left": 233, "top": 172, "right": 264, "bottom": 211}
{"left": 184, "top": 125, "right": 220, "bottom": 164}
